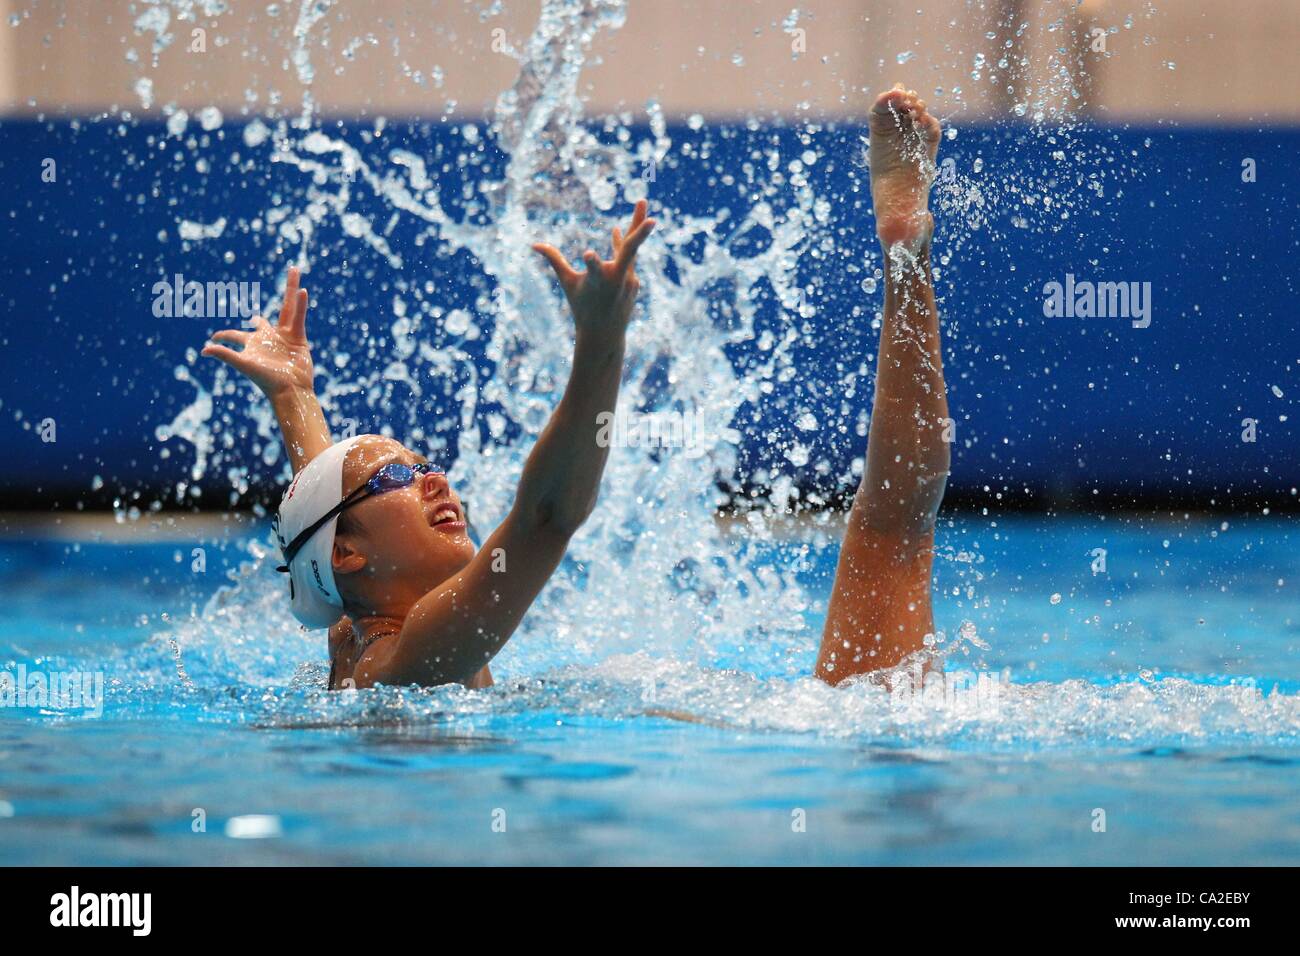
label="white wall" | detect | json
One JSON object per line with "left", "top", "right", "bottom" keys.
{"left": 1, "top": 0, "right": 1297, "bottom": 123}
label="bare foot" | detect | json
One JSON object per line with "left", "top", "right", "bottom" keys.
{"left": 868, "top": 84, "right": 941, "bottom": 251}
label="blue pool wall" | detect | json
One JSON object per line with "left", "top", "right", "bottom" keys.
{"left": 0, "top": 118, "right": 1296, "bottom": 509}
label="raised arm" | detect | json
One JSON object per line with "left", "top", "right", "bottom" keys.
{"left": 514, "top": 201, "right": 654, "bottom": 530}
{"left": 202, "top": 266, "right": 358, "bottom": 655}
{"left": 356, "top": 201, "right": 656, "bottom": 688}
{"left": 201, "top": 266, "right": 333, "bottom": 473}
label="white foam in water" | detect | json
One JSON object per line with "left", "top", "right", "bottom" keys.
{"left": 128, "top": 0, "right": 1297, "bottom": 746}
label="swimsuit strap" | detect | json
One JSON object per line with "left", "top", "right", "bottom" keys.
{"left": 327, "top": 626, "right": 401, "bottom": 690}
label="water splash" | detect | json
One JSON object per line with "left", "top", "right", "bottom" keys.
{"left": 148, "top": 0, "right": 819, "bottom": 681}
{"left": 78, "top": 0, "right": 1287, "bottom": 748}
{"left": 32, "top": 633, "right": 1300, "bottom": 749}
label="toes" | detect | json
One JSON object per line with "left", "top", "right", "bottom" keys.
{"left": 871, "top": 86, "right": 942, "bottom": 141}
{"left": 873, "top": 86, "right": 932, "bottom": 124}
{"left": 872, "top": 87, "right": 914, "bottom": 116}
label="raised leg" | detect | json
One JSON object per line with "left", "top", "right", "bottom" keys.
{"left": 815, "top": 86, "right": 949, "bottom": 685}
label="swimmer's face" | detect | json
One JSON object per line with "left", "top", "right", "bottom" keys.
{"left": 331, "top": 435, "right": 475, "bottom": 611}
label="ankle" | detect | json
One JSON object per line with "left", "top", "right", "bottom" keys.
{"left": 876, "top": 211, "right": 933, "bottom": 256}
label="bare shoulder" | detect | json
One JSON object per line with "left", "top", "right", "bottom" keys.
{"left": 327, "top": 617, "right": 354, "bottom": 661}
{"left": 351, "top": 636, "right": 493, "bottom": 690}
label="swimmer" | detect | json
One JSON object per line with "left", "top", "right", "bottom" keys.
{"left": 202, "top": 201, "right": 655, "bottom": 689}
{"left": 204, "top": 83, "right": 942, "bottom": 693}
{"left": 815, "top": 85, "right": 949, "bottom": 683}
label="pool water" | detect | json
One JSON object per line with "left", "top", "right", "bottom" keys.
{"left": 1, "top": 513, "right": 1297, "bottom": 865}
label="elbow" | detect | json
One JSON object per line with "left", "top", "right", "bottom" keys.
{"left": 534, "top": 492, "right": 598, "bottom": 538}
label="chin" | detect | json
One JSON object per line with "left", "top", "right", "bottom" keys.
{"left": 425, "top": 534, "right": 476, "bottom": 578}
{"left": 450, "top": 539, "right": 476, "bottom": 569}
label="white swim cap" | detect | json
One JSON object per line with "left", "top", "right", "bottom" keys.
{"left": 272, "top": 435, "right": 366, "bottom": 629}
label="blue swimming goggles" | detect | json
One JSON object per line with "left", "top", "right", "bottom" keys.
{"left": 276, "top": 461, "right": 440, "bottom": 573}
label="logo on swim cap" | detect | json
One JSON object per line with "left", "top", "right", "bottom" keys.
{"left": 310, "top": 559, "right": 330, "bottom": 598}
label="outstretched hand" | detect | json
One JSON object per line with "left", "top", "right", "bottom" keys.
{"left": 532, "top": 199, "right": 656, "bottom": 335}
{"left": 201, "top": 266, "right": 315, "bottom": 398}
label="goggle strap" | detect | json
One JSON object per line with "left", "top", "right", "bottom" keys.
{"left": 277, "top": 462, "right": 435, "bottom": 570}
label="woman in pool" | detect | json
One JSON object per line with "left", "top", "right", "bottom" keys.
{"left": 202, "top": 86, "right": 946, "bottom": 691}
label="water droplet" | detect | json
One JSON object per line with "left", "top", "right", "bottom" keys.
{"left": 242, "top": 118, "right": 269, "bottom": 147}
{"left": 166, "top": 110, "right": 189, "bottom": 138}
{"left": 445, "top": 309, "right": 471, "bottom": 335}
{"left": 198, "top": 105, "right": 223, "bottom": 131}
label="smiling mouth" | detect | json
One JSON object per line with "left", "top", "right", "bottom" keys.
{"left": 429, "top": 503, "right": 465, "bottom": 530}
